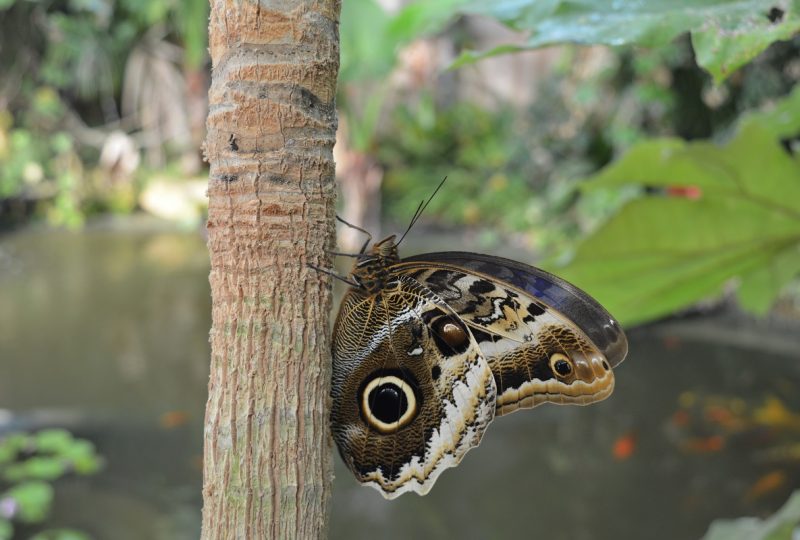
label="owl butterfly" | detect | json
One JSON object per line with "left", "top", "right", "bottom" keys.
{"left": 326, "top": 200, "right": 627, "bottom": 500}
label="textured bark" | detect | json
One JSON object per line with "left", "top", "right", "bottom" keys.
{"left": 202, "top": 0, "right": 339, "bottom": 538}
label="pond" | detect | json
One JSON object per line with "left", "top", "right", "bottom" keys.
{"left": 1, "top": 221, "right": 799, "bottom": 539}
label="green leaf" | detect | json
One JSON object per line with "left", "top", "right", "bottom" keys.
{"left": 0, "top": 519, "right": 12, "bottom": 540}
{"left": 341, "top": 0, "right": 473, "bottom": 83}
{"left": 34, "top": 430, "right": 74, "bottom": 454}
{"left": 0, "top": 434, "right": 29, "bottom": 465}
{"left": 339, "top": 0, "right": 395, "bottom": 83}
{"left": 452, "top": 0, "right": 800, "bottom": 82}
{"left": 738, "top": 245, "right": 800, "bottom": 314}
{"left": 701, "top": 490, "right": 800, "bottom": 540}
{"left": 29, "top": 529, "right": 91, "bottom": 540}
{"left": 3, "top": 457, "right": 66, "bottom": 482}
{"left": 388, "top": 0, "right": 472, "bottom": 42}
{"left": 3, "top": 482, "right": 53, "bottom": 524}
{"left": 551, "top": 89, "right": 800, "bottom": 325}
{"left": 692, "top": 3, "right": 800, "bottom": 83}
{"left": 61, "top": 441, "right": 102, "bottom": 475}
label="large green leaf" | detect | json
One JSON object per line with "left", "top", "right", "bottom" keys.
{"left": 340, "top": 0, "right": 473, "bottom": 83}
{"left": 451, "top": 0, "right": 800, "bottom": 83}
{"left": 340, "top": 0, "right": 395, "bottom": 83}
{"left": 550, "top": 88, "right": 800, "bottom": 325}
{"left": 701, "top": 490, "right": 800, "bottom": 540}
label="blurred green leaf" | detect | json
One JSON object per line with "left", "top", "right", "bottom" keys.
{"left": 388, "top": 0, "right": 471, "bottom": 42}
{"left": 693, "top": 4, "right": 800, "bottom": 83}
{"left": 0, "top": 434, "right": 29, "bottom": 465}
{"left": 176, "top": 0, "right": 209, "bottom": 69}
{"left": 339, "top": 0, "right": 395, "bottom": 83}
{"left": 0, "top": 0, "right": 14, "bottom": 10}
{"left": 701, "top": 490, "right": 800, "bottom": 539}
{"left": 553, "top": 87, "right": 800, "bottom": 325}
{"left": 341, "top": 0, "right": 472, "bottom": 83}
{"left": 29, "top": 529, "right": 91, "bottom": 540}
{"left": 452, "top": 0, "right": 800, "bottom": 82}
{"left": 738, "top": 247, "right": 800, "bottom": 314}
{"left": 34, "top": 430, "right": 74, "bottom": 454}
{"left": 62, "top": 440, "right": 102, "bottom": 475}
{"left": 0, "top": 519, "right": 11, "bottom": 540}
{"left": 4, "top": 457, "right": 67, "bottom": 482}
{"left": 3, "top": 482, "right": 53, "bottom": 524}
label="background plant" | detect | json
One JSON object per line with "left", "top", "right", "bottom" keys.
{"left": 0, "top": 0, "right": 208, "bottom": 226}
{"left": 0, "top": 429, "right": 102, "bottom": 540}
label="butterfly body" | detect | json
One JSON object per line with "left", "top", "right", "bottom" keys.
{"left": 330, "top": 236, "right": 627, "bottom": 499}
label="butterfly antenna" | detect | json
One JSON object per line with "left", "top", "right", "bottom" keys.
{"left": 397, "top": 176, "right": 447, "bottom": 246}
{"left": 325, "top": 249, "right": 370, "bottom": 259}
{"left": 336, "top": 214, "right": 373, "bottom": 254}
{"left": 307, "top": 263, "right": 361, "bottom": 288}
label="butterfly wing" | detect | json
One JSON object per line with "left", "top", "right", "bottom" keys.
{"left": 396, "top": 253, "right": 628, "bottom": 416}
{"left": 331, "top": 275, "right": 497, "bottom": 499}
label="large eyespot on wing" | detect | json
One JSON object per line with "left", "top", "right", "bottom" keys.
{"left": 398, "top": 252, "right": 628, "bottom": 367}
{"left": 360, "top": 373, "right": 419, "bottom": 434}
{"left": 330, "top": 279, "right": 497, "bottom": 499}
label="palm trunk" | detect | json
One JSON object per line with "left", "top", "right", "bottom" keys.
{"left": 202, "top": 0, "right": 339, "bottom": 538}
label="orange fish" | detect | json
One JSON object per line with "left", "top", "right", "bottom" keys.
{"left": 159, "top": 410, "right": 190, "bottom": 429}
{"left": 662, "top": 335, "right": 682, "bottom": 350}
{"left": 683, "top": 435, "right": 725, "bottom": 454}
{"left": 704, "top": 405, "right": 746, "bottom": 432}
{"left": 745, "top": 470, "right": 787, "bottom": 502}
{"left": 671, "top": 409, "right": 690, "bottom": 427}
{"left": 612, "top": 431, "right": 638, "bottom": 460}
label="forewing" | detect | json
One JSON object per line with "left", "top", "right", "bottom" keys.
{"left": 331, "top": 275, "right": 497, "bottom": 498}
{"left": 396, "top": 254, "right": 627, "bottom": 415}
{"left": 401, "top": 252, "right": 627, "bottom": 366}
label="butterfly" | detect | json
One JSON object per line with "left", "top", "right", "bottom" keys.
{"left": 321, "top": 185, "right": 628, "bottom": 500}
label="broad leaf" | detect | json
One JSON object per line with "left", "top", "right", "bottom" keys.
{"left": 551, "top": 88, "right": 800, "bottom": 325}
{"left": 738, "top": 246, "right": 800, "bottom": 314}
{"left": 451, "top": 0, "right": 800, "bottom": 83}
{"left": 701, "top": 490, "right": 800, "bottom": 540}
{"left": 3, "top": 481, "right": 53, "bottom": 523}
{"left": 340, "top": 0, "right": 395, "bottom": 83}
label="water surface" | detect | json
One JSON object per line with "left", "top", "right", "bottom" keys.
{"left": 1, "top": 223, "right": 798, "bottom": 539}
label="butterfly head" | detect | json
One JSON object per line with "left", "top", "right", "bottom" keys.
{"left": 349, "top": 235, "right": 401, "bottom": 294}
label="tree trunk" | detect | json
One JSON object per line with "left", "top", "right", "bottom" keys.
{"left": 202, "top": 0, "right": 339, "bottom": 538}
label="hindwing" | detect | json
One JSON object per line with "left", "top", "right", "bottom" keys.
{"left": 330, "top": 275, "right": 497, "bottom": 499}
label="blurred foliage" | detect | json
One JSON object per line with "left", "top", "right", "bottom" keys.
{"left": 340, "top": 0, "right": 397, "bottom": 84}
{"left": 554, "top": 86, "right": 800, "bottom": 326}
{"left": 380, "top": 99, "right": 534, "bottom": 232}
{"left": 451, "top": 0, "right": 800, "bottom": 83}
{"left": 701, "top": 490, "right": 800, "bottom": 539}
{"left": 0, "top": 0, "right": 208, "bottom": 227}
{"left": 367, "top": 0, "right": 800, "bottom": 321}
{"left": 0, "top": 429, "right": 102, "bottom": 539}
{"left": 380, "top": 36, "right": 800, "bottom": 252}
{"left": 0, "top": 0, "right": 207, "bottom": 104}
{"left": 338, "top": 0, "right": 395, "bottom": 151}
